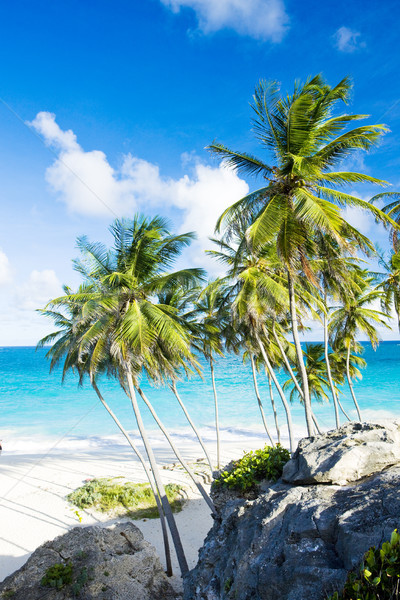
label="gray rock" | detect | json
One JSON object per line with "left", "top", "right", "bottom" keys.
{"left": 185, "top": 422, "right": 400, "bottom": 600}
{"left": 0, "top": 522, "right": 179, "bottom": 600}
{"left": 283, "top": 421, "right": 400, "bottom": 485}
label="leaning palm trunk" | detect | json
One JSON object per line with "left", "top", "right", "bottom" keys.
{"left": 210, "top": 357, "right": 221, "bottom": 470}
{"left": 170, "top": 381, "right": 213, "bottom": 473}
{"left": 346, "top": 345, "right": 362, "bottom": 421}
{"left": 250, "top": 355, "right": 275, "bottom": 446}
{"left": 323, "top": 297, "right": 340, "bottom": 428}
{"left": 256, "top": 334, "right": 295, "bottom": 454}
{"left": 287, "top": 272, "right": 315, "bottom": 437}
{"left": 311, "top": 413, "right": 322, "bottom": 435}
{"left": 337, "top": 397, "right": 351, "bottom": 421}
{"left": 136, "top": 386, "right": 216, "bottom": 515}
{"left": 271, "top": 324, "right": 321, "bottom": 436}
{"left": 124, "top": 364, "right": 189, "bottom": 576}
{"left": 267, "top": 370, "right": 281, "bottom": 444}
{"left": 91, "top": 380, "right": 172, "bottom": 576}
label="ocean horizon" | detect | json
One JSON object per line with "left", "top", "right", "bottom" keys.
{"left": 1, "top": 341, "right": 400, "bottom": 455}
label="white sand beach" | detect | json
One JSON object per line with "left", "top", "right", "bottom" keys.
{"left": 0, "top": 432, "right": 282, "bottom": 590}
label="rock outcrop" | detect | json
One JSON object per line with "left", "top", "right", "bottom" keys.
{"left": 185, "top": 421, "right": 400, "bottom": 600}
{"left": 283, "top": 421, "right": 400, "bottom": 485}
{"left": 0, "top": 522, "right": 178, "bottom": 600}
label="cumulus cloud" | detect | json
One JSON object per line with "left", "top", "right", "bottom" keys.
{"left": 160, "top": 0, "right": 289, "bottom": 41}
{"left": 0, "top": 250, "right": 12, "bottom": 285}
{"left": 29, "top": 112, "right": 249, "bottom": 273}
{"left": 334, "top": 26, "right": 365, "bottom": 53}
{"left": 15, "top": 269, "right": 63, "bottom": 311}
{"left": 29, "top": 112, "right": 135, "bottom": 216}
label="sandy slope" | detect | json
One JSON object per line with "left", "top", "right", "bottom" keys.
{"left": 0, "top": 435, "right": 277, "bottom": 589}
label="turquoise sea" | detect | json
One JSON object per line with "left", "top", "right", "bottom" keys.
{"left": 1, "top": 342, "right": 400, "bottom": 454}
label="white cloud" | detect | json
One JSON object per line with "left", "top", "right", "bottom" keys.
{"left": 0, "top": 250, "right": 11, "bottom": 285}
{"left": 29, "top": 112, "right": 249, "bottom": 273}
{"left": 161, "top": 0, "right": 289, "bottom": 41}
{"left": 15, "top": 269, "right": 63, "bottom": 311}
{"left": 28, "top": 112, "right": 135, "bottom": 217}
{"left": 334, "top": 26, "right": 365, "bottom": 53}
{"left": 341, "top": 205, "right": 376, "bottom": 236}
{"left": 168, "top": 161, "right": 249, "bottom": 270}
{"left": 0, "top": 268, "right": 64, "bottom": 345}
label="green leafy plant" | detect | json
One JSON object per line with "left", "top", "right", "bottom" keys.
{"left": 214, "top": 445, "right": 290, "bottom": 492}
{"left": 329, "top": 529, "right": 400, "bottom": 599}
{"left": 41, "top": 562, "right": 73, "bottom": 590}
{"left": 67, "top": 478, "right": 186, "bottom": 519}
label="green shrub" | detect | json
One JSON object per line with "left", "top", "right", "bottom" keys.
{"left": 67, "top": 478, "right": 185, "bottom": 519}
{"left": 41, "top": 562, "right": 73, "bottom": 590}
{"left": 214, "top": 445, "right": 290, "bottom": 492}
{"left": 329, "top": 529, "right": 400, "bottom": 599}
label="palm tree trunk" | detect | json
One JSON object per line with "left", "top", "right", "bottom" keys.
{"left": 136, "top": 386, "right": 216, "bottom": 515}
{"left": 323, "top": 295, "right": 340, "bottom": 428}
{"left": 210, "top": 357, "right": 220, "bottom": 470}
{"left": 287, "top": 271, "right": 315, "bottom": 437}
{"left": 311, "top": 413, "right": 322, "bottom": 435}
{"left": 337, "top": 397, "right": 351, "bottom": 421}
{"left": 271, "top": 324, "right": 321, "bottom": 436}
{"left": 267, "top": 370, "right": 281, "bottom": 444}
{"left": 124, "top": 364, "right": 189, "bottom": 576}
{"left": 91, "top": 380, "right": 172, "bottom": 576}
{"left": 170, "top": 381, "right": 213, "bottom": 473}
{"left": 271, "top": 323, "right": 303, "bottom": 398}
{"left": 256, "top": 334, "right": 295, "bottom": 454}
{"left": 250, "top": 355, "right": 275, "bottom": 446}
{"left": 346, "top": 345, "right": 362, "bottom": 421}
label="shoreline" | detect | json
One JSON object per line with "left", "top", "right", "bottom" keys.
{"left": 0, "top": 434, "right": 287, "bottom": 588}
{"left": 1, "top": 415, "right": 397, "bottom": 588}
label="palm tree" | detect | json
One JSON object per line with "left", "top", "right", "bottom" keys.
{"left": 209, "top": 75, "right": 398, "bottom": 436}
{"left": 229, "top": 264, "right": 295, "bottom": 452}
{"left": 156, "top": 284, "right": 214, "bottom": 473}
{"left": 242, "top": 349, "right": 275, "bottom": 446}
{"left": 329, "top": 275, "right": 389, "bottom": 420}
{"left": 41, "top": 215, "right": 210, "bottom": 577}
{"left": 208, "top": 225, "right": 295, "bottom": 452}
{"left": 266, "top": 368, "right": 281, "bottom": 444}
{"left": 195, "top": 283, "right": 228, "bottom": 469}
{"left": 270, "top": 319, "right": 322, "bottom": 434}
{"left": 370, "top": 192, "right": 400, "bottom": 251}
{"left": 283, "top": 343, "right": 332, "bottom": 405}
{"left": 376, "top": 250, "right": 400, "bottom": 332}
{"left": 38, "top": 288, "right": 173, "bottom": 576}
{"left": 313, "top": 230, "right": 373, "bottom": 428}
{"left": 329, "top": 341, "right": 366, "bottom": 421}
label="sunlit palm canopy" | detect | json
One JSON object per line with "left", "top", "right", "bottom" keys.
{"left": 283, "top": 343, "right": 331, "bottom": 404}
{"left": 370, "top": 192, "right": 400, "bottom": 250}
{"left": 329, "top": 276, "right": 390, "bottom": 351}
{"left": 209, "top": 75, "right": 398, "bottom": 271}
{"left": 374, "top": 251, "right": 400, "bottom": 332}
{"left": 329, "top": 341, "right": 366, "bottom": 383}
{"left": 39, "top": 215, "right": 205, "bottom": 384}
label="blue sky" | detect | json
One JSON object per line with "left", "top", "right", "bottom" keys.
{"left": 1, "top": 0, "right": 400, "bottom": 344}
